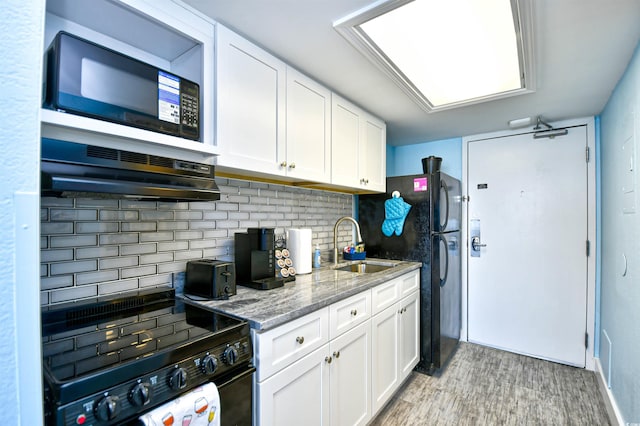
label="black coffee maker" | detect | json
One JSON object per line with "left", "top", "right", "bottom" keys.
{"left": 234, "top": 228, "right": 285, "bottom": 290}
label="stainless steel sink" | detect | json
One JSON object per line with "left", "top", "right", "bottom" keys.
{"left": 333, "top": 261, "right": 398, "bottom": 274}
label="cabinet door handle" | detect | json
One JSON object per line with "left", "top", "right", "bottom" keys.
{"left": 296, "top": 336, "right": 304, "bottom": 344}
{"left": 289, "top": 162, "right": 296, "bottom": 169}
{"left": 280, "top": 161, "right": 287, "bottom": 168}
{"left": 325, "top": 356, "right": 332, "bottom": 364}
{"left": 333, "top": 351, "right": 340, "bottom": 359}
{"left": 350, "top": 309, "right": 357, "bottom": 316}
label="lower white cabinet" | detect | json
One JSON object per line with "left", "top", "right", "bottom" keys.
{"left": 253, "top": 270, "right": 419, "bottom": 426}
{"left": 371, "top": 290, "right": 420, "bottom": 415}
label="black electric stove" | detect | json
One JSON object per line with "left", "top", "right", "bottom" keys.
{"left": 41, "top": 288, "right": 253, "bottom": 426}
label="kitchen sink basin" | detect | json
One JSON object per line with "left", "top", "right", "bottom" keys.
{"left": 333, "top": 261, "right": 398, "bottom": 274}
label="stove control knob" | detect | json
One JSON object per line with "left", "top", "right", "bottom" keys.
{"left": 201, "top": 354, "right": 218, "bottom": 375}
{"left": 94, "top": 394, "right": 119, "bottom": 422}
{"left": 222, "top": 346, "right": 239, "bottom": 366}
{"left": 168, "top": 367, "right": 188, "bottom": 390}
{"left": 129, "top": 382, "right": 151, "bottom": 407}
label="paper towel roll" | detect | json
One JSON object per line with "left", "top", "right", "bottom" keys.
{"left": 287, "top": 228, "right": 312, "bottom": 274}
{"left": 138, "top": 382, "right": 220, "bottom": 426}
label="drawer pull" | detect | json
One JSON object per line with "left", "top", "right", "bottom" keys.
{"left": 325, "top": 356, "right": 332, "bottom": 364}
{"left": 350, "top": 309, "right": 357, "bottom": 316}
{"left": 296, "top": 336, "right": 305, "bottom": 344}
{"left": 333, "top": 351, "right": 340, "bottom": 359}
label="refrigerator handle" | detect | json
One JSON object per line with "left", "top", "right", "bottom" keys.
{"left": 440, "top": 179, "right": 450, "bottom": 231}
{"left": 439, "top": 234, "right": 449, "bottom": 287}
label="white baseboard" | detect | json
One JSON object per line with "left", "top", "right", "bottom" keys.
{"left": 595, "top": 358, "right": 625, "bottom": 426}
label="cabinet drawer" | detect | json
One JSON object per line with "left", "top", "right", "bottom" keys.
{"left": 371, "top": 279, "right": 400, "bottom": 315}
{"left": 253, "top": 308, "right": 329, "bottom": 381}
{"left": 398, "top": 270, "right": 420, "bottom": 299}
{"left": 329, "top": 291, "right": 371, "bottom": 340}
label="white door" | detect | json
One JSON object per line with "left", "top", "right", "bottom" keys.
{"left": 467, "top": 126, "right": 588, "bottom": 367}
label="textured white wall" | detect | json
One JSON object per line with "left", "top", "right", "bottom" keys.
{"left": 600, "top": 41, "right": 640, "bottom": 423}
{"left": 1, "top": 0, "right": 45, "bottom": 424}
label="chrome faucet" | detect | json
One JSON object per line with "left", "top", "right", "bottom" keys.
{"left": 333, "top": 216, "right": 363, "bottom": 265}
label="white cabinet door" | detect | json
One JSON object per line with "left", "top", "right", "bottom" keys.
{"left": 331, "top": 94, "right": 386, "bottom": 191}
{"left": 286, "top": 68, "right": 331, "bottom": 183}
{"left": 360, "top": 114, "right": 386, "bottom": 192}
{"left": 371, "top": 303, "right": 399, "bottom": 414}
{"left": 331, "top": 94, "right": 360, "bottom": 188}
{"left": 329, "top": 321, "right": 371, "bottom": 426}
{"left": 257, "top": 345, "right": 331, "bottom": 426}
{"left": 398, "top": 291, "right": 420, "bottom": 379}
{"left": 216, "top": 24, "right": 286, "bottom": 175}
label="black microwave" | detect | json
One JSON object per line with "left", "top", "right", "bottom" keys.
{"left": 43, "top": 31, "right": 200, "bottom": 141}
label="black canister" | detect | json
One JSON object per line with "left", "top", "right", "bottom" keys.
{"left": 422, "top": 156, "right": 443, "bottom": 174}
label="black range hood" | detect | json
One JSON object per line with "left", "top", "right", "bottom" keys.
{"left": 41, "top": 139, "right": 220, "bottom": 201}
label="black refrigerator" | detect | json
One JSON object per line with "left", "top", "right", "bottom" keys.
{"left": 358, "top": 166, "right": 461, "bottom": 374}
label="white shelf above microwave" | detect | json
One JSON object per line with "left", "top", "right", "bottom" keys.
{"left": 41, "top": 109, "right": 216, "bottom": 163}
{"left": 42, "top": 0, "right": 216, "bottom": 162}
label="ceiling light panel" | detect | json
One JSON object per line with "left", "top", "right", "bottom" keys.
{"left": 335, "top": 0, "right": 534, "bottom": 112}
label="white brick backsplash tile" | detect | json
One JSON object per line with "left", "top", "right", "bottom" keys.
{"left": 189, "top": 239, "right": 216, "bottom": 249}
{"left": 140, "top": 231, "right": 174, "bottom": 242}
{"left": 76, "top": 222, "right": 119, "bottom": 233}
{"left": 99, "top": 233, "right": 138, "bottom": 245}
{"left": 99, "top": 279, "right": 139, "bottom": 295}
{"left": 189, "top": 221, "right": 217, "bottom": 230}
{"left": 41, "top": 197, "right": 74, "bottom": 207}
{"left": 202, "top": 229, "right": 227, "bottom": 239}
{"left": 76, "top": 270, "right": 119, "bottom": 286}
{"left": 76, "top": 246, "right": 119, "bottom": 259}
{"left": 227, "top": 195, "right": 250, "bottom": 204}
{"left": 158, "top": 241, "right": 188, "bottom": 251}
{"left": 238, "top": 187, "right": 259, "bottom": 196}
{"left": 121, "top": 222, "right": 157, "bottom": 232}
{"left": 228, "top": 212, "right": 250, "bottom": 220}
{"left": 50, "top": 235, "right": 97, "bottom": 248}
{"left": 120, "top": 243, "right": 157, "bottom": 255}
{"left": 214, "top": 202, "right": 239, "bottom": 211}
{"left": 157, "top": 221, "right": 188, "bottom": 231}
{"left": 120, "top": 200, "right": 158, "bottom": 209}
{"left": 100, "top": 210, "right": 139, "bottom": 221}
{"left": 188, "top": 202, "right": 216, "bottom": 211}
{"left": 50, "top": 260, "right": 97, "bottom": 275}
{"left": 50, "top": 209, "right": 98, "bottom": 221}
{"left": 140, "top": 210, "right": 174, "bottom": 220}
{"left": 51, "top": 285, "right": 98, "bottom": 304}
{"left": 41, "top": 249, "right": 74, "bottom": 262}
{"left": 41, "top": 236, "right": 48, "bottom": 249}
{"left": 174, "top": 211, "right": 203, "bottom": 220}
{"left": 75, "top": 199, "right": 119, "bottom": 208}
{"left": 140, "top": 253, "right": 174, "bottom": 264}
{"left": 175, "top": 231, "right": 203, "bottom": 240}
{"left": 40, "top": 264, "right": 48, "bottom": 277}
{"left": 41, "top": 208, "right": 49, "bottom": 221}
{"left": 121, "top": 265, "right": 157, "bottom": 279}
{"left": 203, "top": 247, "right": 229, "bottom": 258}
{"left": 158, "top": 201, "right": 190, "bottom": 210}
{"left": 40, "top": 275, "right": 73, "bottom": 290}
{"left": 202, "top": 211, "right": 228, "bottom": 220}
{"left": 157, "top": 261, "right": 188, "bottom": 274}
{"left": 175, "top": 250, "right": 203, "bottom": 261}
{"left": 41, "top": 222, "right": 73, "bottom": 234}
{"left": 239, "top": 220, "right": 260, "bottom": 228}
{"left": 248, "top": 196, "right": 269, "bottom": 205}
{"left": 211, "top": 220, "right": 239, "bottom": 229}
{"left": 139, "top": 273, "right": 173, "bottom": 288}
{"left": 99, "top": 256, "right": 139, "bottom": 270}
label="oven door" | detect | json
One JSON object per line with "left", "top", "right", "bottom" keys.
{"left": 217, "top": 366, "right": 255, "bottom": 426}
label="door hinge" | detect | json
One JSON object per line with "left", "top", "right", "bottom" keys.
{"left": 585, "top": 332, "right": 589, "bottom": 349}
{"left": 586, "top": 240, "right": 591, "bottom": 256}
{"left": 586, "top": 147, "right": 591, "bottom": 163}
{"left": 462, "top": 195, "right": 470, "bottom": 202}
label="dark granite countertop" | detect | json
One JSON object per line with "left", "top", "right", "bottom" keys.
{"left": 182, "top": 259, "right": 421, "bottom": 331}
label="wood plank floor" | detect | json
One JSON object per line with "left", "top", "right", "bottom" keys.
{"left": 370, "top": 342, "right": 611, "bottom": 425}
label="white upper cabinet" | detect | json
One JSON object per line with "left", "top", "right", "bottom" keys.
{"left": 285, "top": 68, "right": 332, "bottom": 183}
{"left": 41, "top": 0, "right": 216, "bottom": 163}
{"left": 215, "top": 23, "right": 287, "bottom": 176}
{"left": 331, "top": 94, "right": 386, "bottom": 192}
{"left": 215, "top": 24, "right": 331, "bottom": 184}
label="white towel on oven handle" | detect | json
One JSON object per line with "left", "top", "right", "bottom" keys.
{"left": 138, "top": 382, "right": 220, "bottom": 426}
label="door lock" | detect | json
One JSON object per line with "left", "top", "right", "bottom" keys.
{"left": 471, "top": 236, "right": 486, "bottom": 251}
{"left": 470, "top": 219, "right": 485, "bottom": 257}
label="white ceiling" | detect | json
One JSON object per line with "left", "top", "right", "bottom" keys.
{"left": 183, "top": 0, "right": 640, "bottom": 146}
